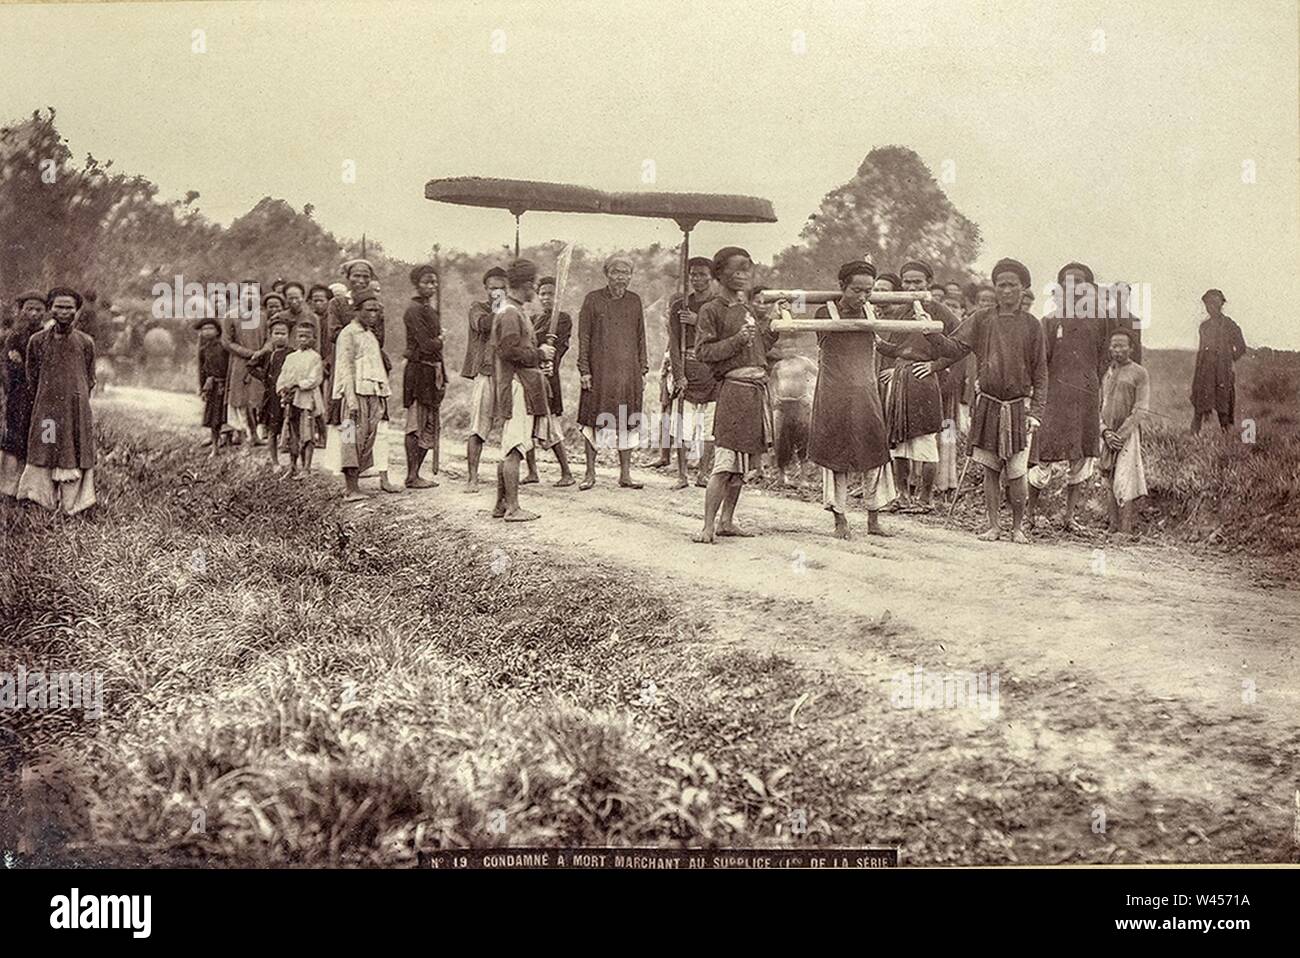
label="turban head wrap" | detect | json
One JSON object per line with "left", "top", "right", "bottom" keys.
{"left": 14, "top": 289, "right": 45, "bottom": 308}
{"left": 261, "top": 292, "right": 286, "bottom": 309}
{"left": 603, "top": 253, "right": 634, "bottom": 274}
{"left": 482, "top": 267, "right": 507, "bottom": 285}
{"left": 875, "top": 272, "right": 901, "bottom": 291}
{"left": 340, "top": 258, "right": 376, "bottom": 279}
{"left": 507, "top": 259, "right": 538, "bottom": 287}
{"left": 710, "top": 246, "right": 751, "bottom": 280}
{"left": 1201, "top": 288, "right": 1226, "bottom": 305}
{"left": 991, "top": 258, "right": 1031, "bottom": 287}
{"left": 537, "top": 276, "right": 557, "bottom": 289}
{"left": 352, "top": 288, "right": 380, "bottom": 309}
{"left": 837, "top": 260, "right": 877, "bottom": 287}
{"left": 898, "top": 259, "right": 933, "bottom": 281}
{"left": 1056, "top": 262, "right": 1094, "bottom": 285}
{"left": 409, "top": 264, "right": 438, "bottom": 286}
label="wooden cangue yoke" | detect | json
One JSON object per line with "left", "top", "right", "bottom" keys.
{"left": 755, "top": 289, "right": 944, "bottom": 334}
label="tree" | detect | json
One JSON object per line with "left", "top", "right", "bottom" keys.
{"left": 771, "top": 145, "right": 982, "bottom": 287}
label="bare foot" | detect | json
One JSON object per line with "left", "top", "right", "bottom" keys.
{"left": 867, "top": 523, "right": 892, "bottom": 537}
{"left": 463, "top": 481, "right": 481, "bottom": 494}
{"left": 579, "top": 477, "right": 596, "bottom": 491}
{"left": 504, "top": 509, "right": 540, "bottom": 522}
{"left": 692, "top": 529, "right": 716, "bottom": 544}
{"left": 554, "top": 476, "right": 576, "bottom": 487}
{"left": 405, "top": 477, "right": 438, "bottom": 489}
{"left": 976, "top": 527, "right": 1001, "bottom": 542}
{"left": 1011, "top": 528, "right": 1031, "bottom": 544}
{"left": 833, "top": 514, "right": 852, "bottom": 540}
{"left": 380, "top": 480, "right": 403, "bottom": 494}
{"left": 695, "top": 477, "right": 709, "bottom": 488}
{"left": 491, "top": 503, "right": 507, "bottom": 518}
{"left": 716, "top": 523, "right": 754, "bottom": 538}
{"left": 619, "top": 479, "right": 644, "bottom": 489}
{"left": 521, "top": 475, "right": 540, "bottom": 485}
{"left": 343, "top": 491, "right": 370, "bottom": 502}
{"left": 670, "top": 478, "right": 689, "bottom": 490}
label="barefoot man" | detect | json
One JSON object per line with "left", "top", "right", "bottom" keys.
{"left": 666, "top": 256, "right": 718, "bottom": 489}
{"left": 810, "top": 261, "right": 897, "bottom": 539}
{"left": 401, "top": 264, "right": 445, "bottom": 489}
{"left": 524, "top": 275, "right": 575, "bottom": 487}
{"left": 334, "top": 289, "right": 395, "bottom": 502}
{"left": 576, "top": 254, "right": 647, "bottom": 490}
{"left": 943, "top": 258, "right": 1047, "bottom": 544}
{"left": 693, "top": 246, "right": 778, "bottom": 543}
{"left": 1190, "top": 288, "right": 1247, "bottom": 433}
{"left": 460, "top": 267, "right": 506, "bottom": 492}
{"left": 491, "top": 259, "right": 556, "bottom": 522}
{"left": 1100, "top": 328, "right": 1150, "bottom": 535}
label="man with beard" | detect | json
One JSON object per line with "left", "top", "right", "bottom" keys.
{"left": 16, "top": 288, "right": 97, "bottom": 514}
{"left": 876, "top": 259, "right": 963, "bottom": 514}
{"left": 666, "top": 256, "right": 718, "bottom": 488}
{"left": 692, "top": 247, "right": 778, "bottom": 543}
{"left": 524, "top": 275, "right": 575, "bottom": 487}
{"left": 1026, "top": 262, "right": 1109, "bottom": 533}
{"left": 491, "top": 259, "right": 556, "bottom": 522}
{"left": 402, "top": 264, "right": 445, "bottom": 488}
{"left": 461, "top": 266, "right": 507, "bottom": 492}
{"left": 577, "top": 253, "right": 647, "bottom": 490}
{"left": 1, "top": 291, "right": 46, "bottom": 498}
{"left": 939, "top": 258, "right": 1048, "bottom": 544}
{"left": 809, "top": 261, "right": 899, "bottom": 539}
{"left": 1190, "top": 288, "right": 1247, "bottom": 433}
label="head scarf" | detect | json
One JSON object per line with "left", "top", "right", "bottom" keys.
{"left": 837, "top": 260, "right": 877, "bottom": 287}
{"left": 340, "top": 258, "right": 376, "bottom": 279}
{"left": 537, "top": 276, "right": 557, "bottom": 289}
{"left": 45, "top": 286, "right": 83, "bottom": 309}
{"left": 603, "top": 252, "right": 634, "bottom": 275}
{"left": 1056, "top": 261, "right": 1094, "bottom": 285}
{"left": 482, "top": 267, "right": 507, "bottom": 286}
{"left": 327, "top": 282, "right": 348, "bottom": 298}
{"left": 307, "top": 284, "right": 333, "bottom": 301}
{"left": 14, "top": 289, "right": 45, "bottom": 308}
{"left": 507, "top": 259, "right": 538, "bottom": 287}
{"left": 710, "top": 246, "right": 751, "bottom": 280}
{"left": 1201, "top": 288, "right": 1226, "bottom": 305}
{"left": 261, "top": 292, "right": 286, "bottom": 310}
{"left": 352, "top": 288, "right": 380, "bottom": 309}
{"left": 991, "top": 258, "right": 1031, "bottom": 287}
{"left": 898, "top": 259, "right": 934, "bottom": 281}
{"left": 282, "top": 280, "right": 306, "bottom": 296}
{"left": 875, "top": 272, "right": 901, "bottom": 291}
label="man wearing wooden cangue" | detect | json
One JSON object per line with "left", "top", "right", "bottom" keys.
{"left": 692, "top": 247, "right": 778, "bottom": 543}
{"left": 934, "top": 257, "right": 1047, "bottom": 544}
{"left": 876, "top": 259, "right": 963, "bottom": 514}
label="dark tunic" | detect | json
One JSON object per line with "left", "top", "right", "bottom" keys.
{"left": 25, "top": 326, "right": 95, "bottom": 470}
{"left": 1190, "top": 315, "right": 1246, "bottom": 417}
{"left": 532, "top": 308, "right": 572, "bottom": 415}
{"left": 938, "top": 306, "right": 1047, "bottom": 456}
{"left": 247, "top": 345, "right": 291, "bottom": 432}
{"left": 2, "top": 319, "right": 41, "bottom": 458}
{"left": 1032, "top": 311, "right": 1108, "bottom": 462}
{"left": 807, "top": 301, "right": 891, "bottom": 473}
{"left": 402, "top": 295, "right": 446, "bottom": 407}
{"left": 460, "top": 300, "right": 495, "bottom": 380}
{"left": 197, "top": 339, "right": 228, "bottom": 431}
{"left": 695, "top": 295, "right": 779, "bottom": 454}
{"left": 667, "top": 290, "right": 719, "bottom": 404}
{"left": 492, "top": 300, "right": 548, "bottom": 418}
{"left": 875, "top": 301, "right": 963, "bottom": 444}
{"left": 576, "top": 287, "right": 647, "bottom": 429}
{"left": 322, "top": 297, "right": 353, "bottom": 425}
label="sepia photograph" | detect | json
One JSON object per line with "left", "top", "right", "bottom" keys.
{"left": 1, "top": 0, "right": 1296, "bottom": 935}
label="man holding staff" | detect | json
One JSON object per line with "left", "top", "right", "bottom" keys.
{"left": 666, "top": 255, "right": 718, "bottom": 488}
{"left": 934, "top": 257, "right": 1047, "bottom": 544}
{"left": 693, "top": 247, "right": 778, "bottom": 544}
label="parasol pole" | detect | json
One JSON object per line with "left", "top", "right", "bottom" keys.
{"left": 672, "top": 217, "right": 699, "bottom": 453}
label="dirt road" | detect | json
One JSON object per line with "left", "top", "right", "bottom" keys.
{"left": 101, "top": 386, "right": 1300, "bottom": 861}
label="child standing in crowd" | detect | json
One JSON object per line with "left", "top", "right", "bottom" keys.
{"left": 195, "top": 317, "right": 229, "bottom": 458}
{"left": 276, "top": 320, "right": 327, "bottom": 480}
{"left": 247, "top": 316, "right": 293, "bottom": 472}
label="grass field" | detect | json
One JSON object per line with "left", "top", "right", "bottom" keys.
{"left": 7, "top": 404, "right": 1294, "bottom": 865}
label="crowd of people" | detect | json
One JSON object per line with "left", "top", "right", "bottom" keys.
{"left": 0, "top": 249, "right": 1249, "bottom": 544}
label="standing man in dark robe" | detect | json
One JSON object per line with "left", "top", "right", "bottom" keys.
{"left": 460, "top": 266, "right": 507, "bottom": 493}
{"left": 524, "top": 275, "right": 575, "bottom": 487}
{"left": 692, "top": 247, "right": 778, "bottom": 544}
{"left": 1026, "top": 262, "right": 1109, "bottom": 533}
{"left": 1, "top": 291, "right": 46, "bottom": 499}
{"left": 491, "top": 259, "right": 556, "bottom": 522}
{"left": 402, "top": 264, "right": 445, "bottom": 489}
{"left": 577, "top": 253, "right": 647, "bottom": 490}
{"left": 936, "top": 258, "right": 1047, "bottom": 544}
{"left": 74, "top": 289, "right": 100, "bottom": 347}
{"left": 876, "top": 259, "right": 963, "bottom": 515}
{"left": 222, "top": 280, "right": 267, "bottom": 446}
{"left": 276, "top": 282, "right": 319, "bottom": 352}
{"left": 810, "top": 261, "right": 898, "bottom": 539}
{"left": 666, "top": 256, "right": 718, "bottom": 489}
{"left": 1190, "top": 288, "right": 1247, "bottom": 433}
{"left": 16, "top": 288, "right": 96, "bottom": 515}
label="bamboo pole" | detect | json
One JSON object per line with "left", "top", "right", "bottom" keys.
{"left": 755, "top": 289, "right": 933, "bottom": 305}
{"left": 769, "top": 317, "right": 944, "bottom": 334}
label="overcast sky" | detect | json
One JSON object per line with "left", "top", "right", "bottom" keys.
{"left": 2, "top": 0, "right": 1297, "bottom": 347}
